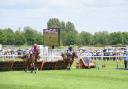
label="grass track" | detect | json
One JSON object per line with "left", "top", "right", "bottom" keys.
{"left": 0, "top": 60, "right": 128, "bottom": 89}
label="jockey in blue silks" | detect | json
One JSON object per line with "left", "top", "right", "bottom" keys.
{"left": 67, "top": 46, "right": 74, "bottom": 57}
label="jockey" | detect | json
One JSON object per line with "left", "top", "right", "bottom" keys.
{"left": 29, "top": 43, "right": 38, "bottom": 59}
{"left": 67, "top": 46, "right": 74, "bottom": 57}
{"left": 32, "top": 44, "right": 38, "bottom": 54}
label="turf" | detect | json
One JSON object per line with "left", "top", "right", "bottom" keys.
{"left": 0, "top": 60, "right": 128, "bottom": 89}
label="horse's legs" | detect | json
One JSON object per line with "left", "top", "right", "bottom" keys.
{"left": 34, "top": 63, "right": 37, "bottom": 73}
{"left": 67, "top": 64, "right": 69, "bottom": 70}
{"left": 67, "top": 61, "right": 71, "bottom": 70}
{"left": 26, "top": 62, "right": 29, "bottom": 72}
{"left": 24, "top": 63, "right": 27, "bottom": 72}
{"left": 24, "top": 61, "right": 26, "bottom": 72}
{"left": 30, "top": 63, "right": 36, "bottom": 73}
{"left": 24, "top": 60, "right": 28, "bottom": 72}
{"left": 35, "top": 60, "right": 38, "bottom": 71}
{"left": 30, "top": 63, "right": 34, "bottom": 73}
{"left": 68, "top": 63, "right": 71, "bottom": 70}
{"left": 34, "top": 60, "right": 38, "bottom": 73}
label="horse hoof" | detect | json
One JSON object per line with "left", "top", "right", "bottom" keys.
{"left": 25, "top": 70, "right": 27, "bottom": 72}
{"left": 67, "top": 68, "right": 71, "bottom": 71}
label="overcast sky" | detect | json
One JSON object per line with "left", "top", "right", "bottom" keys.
{"left": 0, "top": 0, "right": 128, "bottom": 33}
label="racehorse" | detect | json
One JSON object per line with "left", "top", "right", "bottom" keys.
{"left": 22, "top": 48, "right": 40, "bottom": 73}
{"left": 61, "top": 51, "right": 78, "bottom": 70}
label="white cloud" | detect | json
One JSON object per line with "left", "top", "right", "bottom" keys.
{"left": 0, "top": 0, "right": 128, "bottom": 33}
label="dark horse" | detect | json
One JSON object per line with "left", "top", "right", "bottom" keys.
{"left": 22, "top": 49, "right": 40, "bottom": 73}
{"left": 61, "top": 51, "right": 78, "bottom": 70}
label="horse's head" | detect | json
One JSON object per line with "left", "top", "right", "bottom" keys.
{"left": 21, "top": 50, "right": 29, "bottom": 59}
{"left": 72, "top": 52, "right": 78, "bottom": 59}
{"left": 61, "top": 52, "right": 67, "bottom": 59}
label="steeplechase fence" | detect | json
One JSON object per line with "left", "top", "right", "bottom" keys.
{"left": 0, "top": 50, "right": 128, "bottom": 71}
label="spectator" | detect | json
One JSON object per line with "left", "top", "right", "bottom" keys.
{"left": 85, "top": 50, "right": 92, "bottom": 68}
{"left": 124, "top": 50, "right": 128, "bottom": 69}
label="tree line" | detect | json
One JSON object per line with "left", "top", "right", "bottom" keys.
{"left": 47, "top": 18, "right": 128, "bottom": 46}
{"left": 0, "top": 18, "right": 128, "bottom": 46}
{"left": 0, "top": 27, "right": 43, "bottom": 45}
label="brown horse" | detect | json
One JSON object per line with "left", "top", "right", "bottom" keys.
{"left": 22, "top": 49, "right": 40, "bottom": 73}
{"left": 61, "top": 52, "right": 78, "bottom": 70}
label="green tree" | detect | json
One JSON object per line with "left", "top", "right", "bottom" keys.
{"left": 110, "top": 32, "right": 123, "bottom": 45}
{"left": 33, "top": 30, "right": 43, "bottom": 45}
{"left": 1, "top": 28, "right": 15, "bottom": 45}
{"left": 47, "top": 18, "right": 61, "bottom": 28}
{"left": 60, "top": 21, "right": 66, "bottom": 45}
{"left": 14, "top": 30, "right": 26, "bottom": 45}
{"left": 64, "top": 32, "right": 79, "bottom": 45}
{"left": 64, "top": 21, "right": 78, "bottom": 45}
{"left": 0, "top": 29, "right": 4, "bottom": 44}
{"left": 47, "top": 18, "right": 78, "bottom": 46}
{"left": 80, "top": 31, "right": 93, "bottom": 45}
{"left": 122, "top": 32, "right": 128, "bottom": 45}
{"left": 65, "top": 22, "right": 77, "bottom": 33}
{"left": 24, "top": 27, "right": 35, "bottom": 45}
{"left": 94, "top": 31, "right": 109, "bottom": 46}
{"left": 24, "top": 26, "right": 43, "bottom": 45}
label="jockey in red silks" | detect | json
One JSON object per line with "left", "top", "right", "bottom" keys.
{"left": 32, "top": 44, "right": 38, "bottom": 54}
{"left": 29, "top": 44, "right": 38, "bottom": 59}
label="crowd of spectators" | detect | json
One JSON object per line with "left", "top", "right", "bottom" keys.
{"left": 0, "top": 48, "right": 24, "bottom": 59}
{"left": 0, "top": 46, "right": 128, "bottom": 61}
{"left": 77, "top": 47, "right": 128, "bottom": 61}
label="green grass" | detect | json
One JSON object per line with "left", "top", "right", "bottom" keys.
{"left": 0, "top": 60, "right": 128, "bottom": 89}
